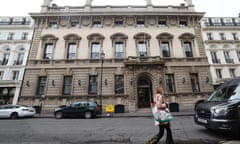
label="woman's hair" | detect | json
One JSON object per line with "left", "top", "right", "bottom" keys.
{"left": 156, "top": 87, "right": 164, "bottom": 95}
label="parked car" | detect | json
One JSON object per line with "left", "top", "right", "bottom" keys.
{"left": 54, "top": 101, "right": 101, "bottom": 119}
{"left": 194, "top": 77, "right": 240, "bottom": 133}
{"left": 0, "top": 104, "right": 36, "bottom": 119}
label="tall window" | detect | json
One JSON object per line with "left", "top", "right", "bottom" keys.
{"left": 63, "top": 76, "right": 72, "bottom": 95}
{"left": 14, "top": 32, "right": 22, "bottom": 40}
{"left": 138, "top": 41, "right": 147, "bottom": 56}
{"left": 166, "top": 74, "right": 175, "bottom": 93}
{"left": 22, "top": 32, "right": 28, "bottom": 40}
{"left": 16, "top": 52, "right": 24, "bottom": 65}
{"left": 237, "top": 50, "right": 240, "bottom": 61}
{"left": 190, "top": 74, "right": 200, "bottom": 92}
{"left": 115, "top": 42, "right": 124, "bottom": 59}
{"left": 43, "top": 43, "right": 53, "bottom": 59}
{"left": 216, "top": 69, "right": 222, "bottom": 79}
{"left": 232, "top": 33, "right": 238, "bottom": 40}
{"left": 2, "top": 53, "right": 10, "bottom": 65}
{"left": 115, "top": 75, "right": 124, "bottom": 94}
{"left": 8, "top": 33, "right": 14, "bottom": 40}
{"left": 224, "top": 51, "right": 233, "bottom": 63}
{"left": 0, "top": 71, "right": 3, "bottom": 80}
{"left": 229, "top": 69, "right": 236, "bottom": 78}
{"left": 183, "top": 42, "right": 193, "bottom": 57}
{"left": 210, "top": 51, "right": 220, "bottom": 64}
{"left": 88, "top": 76, "right": 98, "bottom": 95}
{"left": 91, "top": 42, "right": 100, "bottom": 59}
{"left": 161, "top": 42, "right": 170, "bottom": 57}
{"left": 0, "top": 32, "right": 7, "bottom": 40}
{"left": 37, "top": 76, "right": 47, "bottom": 96}
{"left": 12, "top": 71, "right": 19, "bottom": 80}
{"left": 67, "top": 43, "right": 77, "bottom": 59}
{"left": 220, "top": 33, "right": 226, "bottom": 40}
{"left": 207, "top": 33, "right": 213, "bottom": 40}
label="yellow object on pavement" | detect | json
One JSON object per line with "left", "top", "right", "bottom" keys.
{"left": 104, "top": 105, "right": 115, "bottom": 113}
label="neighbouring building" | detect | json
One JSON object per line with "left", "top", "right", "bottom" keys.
{"left": 19, "top": 0, "right": 213, "bottom": 112}
{"left": 201, "top": 16, "right": 240, "bottom": 88}
{"left": 0, "top": 16, "right": 33, "bottom": 105}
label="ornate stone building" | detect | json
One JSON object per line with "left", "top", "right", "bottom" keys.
{"left": 0, "top": 17, "right": 33, "bottom": 105}
{"left": 201, "top": 17, "right": 240, "bottom": 88}
{"left": 19, "top": 0, "right": 213, "bottom": 112}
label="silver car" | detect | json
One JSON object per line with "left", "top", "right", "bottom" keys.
{"left": 0, "top": 104, "right": 36, "bottom": 119}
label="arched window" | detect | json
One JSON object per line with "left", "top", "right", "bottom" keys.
{"left": 179, "top": 33, "right": 195, "bottom": 58}
{"left": 156, "top": 33, "right": 173, "bottom": 58}
{"left": 111, "top": 33, "right": 128, "bottom": 59}
{"left": 63, "top": 34, "right": 81, "bottom": 59}
{"left": 134, "top": 33, "right": 151, "bottom": 57}
{"left": 41, "top": 34, "right": 58, "bottom": 60}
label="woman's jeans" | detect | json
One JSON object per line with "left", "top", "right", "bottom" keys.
{"left": 155, "top": 123, "right": 174, "bottom": 144}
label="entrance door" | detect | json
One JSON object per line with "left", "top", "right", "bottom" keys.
{"left": 137, "top": 77, "right": 152, "bottom": 108}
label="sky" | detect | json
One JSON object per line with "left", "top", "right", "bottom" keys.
{"left": 0, "top": 0, "right": 239, "bottom": 17}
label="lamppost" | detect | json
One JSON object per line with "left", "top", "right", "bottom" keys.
{"left": 100, "top": 51, "right": 105, "bottom": 114}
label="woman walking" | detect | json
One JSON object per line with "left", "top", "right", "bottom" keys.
{"left": 146, "top": 87, "right": 174, "bottom": 144}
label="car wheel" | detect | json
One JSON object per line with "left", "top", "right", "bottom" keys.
{"left": 55, "top": 111, "right": 63, "bottom": 119}
{"left": 84, "top": 111, "right": 92, "bottom": 119}
{"left": 10, "top": 112, "right": 18, "bottom": 119}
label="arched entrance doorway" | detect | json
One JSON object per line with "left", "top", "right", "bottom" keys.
{"left": 137, "top": 76, "right": 152, "bottom": 108}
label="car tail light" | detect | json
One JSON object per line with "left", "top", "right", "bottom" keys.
{"left": 95, "top": 106, "right": 100, "bottom": 111}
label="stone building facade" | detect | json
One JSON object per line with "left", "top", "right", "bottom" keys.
{"left": 201, "top": 17, "right": 240, "bottom": 88}
{"left": 19, "top": 0, "right": 213, "bottom": 112}
{"left": 0, "top": 17, "right": 33, "bottom": 105}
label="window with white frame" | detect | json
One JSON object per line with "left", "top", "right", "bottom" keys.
{"left": 137, "top": 41, "right": 147, "bottom": 56}
{"left": 115, "top": 75, "right": 124, "bottom": 94}
{"left": 16, "top": 52, "right": 24, "bottom": 65}
{"left": 216, "top": 69, "right": 222, "bottom": 79}
{"left": 224, "top": 51, "right": 233, "bottom": 64}
{"left": 207, "top": 33, "right": 213, "bottom": 40}
{"left": 2, "top": 48, "right": 10, "bottom": 65}
{"left": 115, "top": 42, "right": 124, "bottom": 59}
{"left": 232, "top": 33, "right": 239, "bottom": 40}
{"left": 67, "top": 43, "right": 77, "bottom": 59}
{"left": 161, "top": 42, "right": 170, "bottom": 57}
{"left": 91, "top": 42, "right": 100, "bottom": 59}
{"left": 93, "top": 20, "right": 102, "bottom": 28}
{"left": 211, "top": 51, "right": 220, "bottom": 64}
{"left": 114, "top": 18, "right": 123, "bottom": 27}
{"left": 229, "top": 69, "right": 236, "bottom": 78}
{"left": 88, "top": 75, "right": 98, "bottom": 95}
{"left": 7, "top": 32, "right": 14, "bottom": 40}
{"left": 237, "top": 49, "right": 240, "bottom": 61}
{"left": 22, "top": 32, "right": 28, "bottom": 40}
{"left": 43, "top": 43, "right": 53, "bottom": 59}
{"left": 183, "top": 41, "right": 193, "bottom": 57}
{"left": 12, "top": 71, "right": 19, "bottom": 80}
{"left": 63, "top": 76, "right": 72, "bottom": 95}
{"left": 190, "top": 73, "right": 200, "bottom": 92}
{"left": 212, "top": 18, "right": 222, "bottom": 26}
{"left": 166, "top": 74, "right": 175, "bottom": 93}
{"left": 14, "top": 32, "right": 22, "bottom": 40}
{"left": 0, "top": 71, "right": 3, "bottom": 80}
{"left": 220, "top": 33, "right": 226, "bottom": 40}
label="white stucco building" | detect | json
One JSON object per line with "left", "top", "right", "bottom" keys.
{"left": 0, "top": 17, "right": 33, "bottom": 104}
{"left": 201, "top": 17, "right": 240, "bottom": 88}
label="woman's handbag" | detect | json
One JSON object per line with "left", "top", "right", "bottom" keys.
{"left": 151, "top": 104, "right": 173, "bottom": 123}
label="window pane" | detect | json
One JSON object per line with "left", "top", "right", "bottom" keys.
{"left": 161, "top": 42, "right": 170, "bottom": 57}
{"left": 88, "top": 76, "right": 98, "bottom": 94}
{"left": 44, "top": 43, "right": 53, "bottom": 59}
{"left": 63, "top": 76, "right": 72, "bottom": 95}
{"left": 37, "top": 77, "right": 47, "bottom": 96}
{"left": 115, "top": 42, "right": 124, "bottom": 59}
{"left": 166, "top": 74, "right": 175, "bottom": 93}
{"left": 67, "top": 43, "right": 76, "bottom": 59}
{"left": 91, "top": 43, "right": 100, "bottom": 59}
{"left": 138, "top": 42, "right": 147, "bottom": 56}
{"left": 115, "top": 75, "right": 124, "bottom": 94}
{"left": 190, "top": 74, "right": 200, "bottom": 92}
{"left": 16, "top": 53, "right": 24, "bottom": 65}
{"left": 183, "top": 42, "right": 193, "bottom": 57}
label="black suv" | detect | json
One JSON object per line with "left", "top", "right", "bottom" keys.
{"left": 54, "top": 101, "right": 100, "bottom": 119}
{"left": 194, "top": 77, "right": 240, "bottom": 133}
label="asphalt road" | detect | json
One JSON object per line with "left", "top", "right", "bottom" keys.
{"left": 0, "top": 116, "right": 238, "bottom": 144}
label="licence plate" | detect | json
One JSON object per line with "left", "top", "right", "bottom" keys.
{"left": 197, "top": 118, "right": 207, "bottom": 124}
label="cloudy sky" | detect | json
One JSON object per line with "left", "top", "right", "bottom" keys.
{"left": 0, "top": 0, "right": 239, "bottom": 17}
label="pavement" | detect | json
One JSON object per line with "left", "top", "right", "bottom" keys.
{"left": 36, "top": 107, "right": 239, "bottom": 144}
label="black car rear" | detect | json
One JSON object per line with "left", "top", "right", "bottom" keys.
{"left": 54, "top": 101, "right": 100, "bottom": 119}
{"left": 194, "top": 78, "right": 240, "bottom": 133}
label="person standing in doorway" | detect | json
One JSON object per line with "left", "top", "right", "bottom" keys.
{"left": 146, "top": 87, "right": 174, "bottom": 144}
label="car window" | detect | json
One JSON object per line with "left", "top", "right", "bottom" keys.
{"left": 229, "top": 84, "right": 240, "bottom": 100}
{"left": 71, "top": 103, "right": 80, "bottom": 108}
